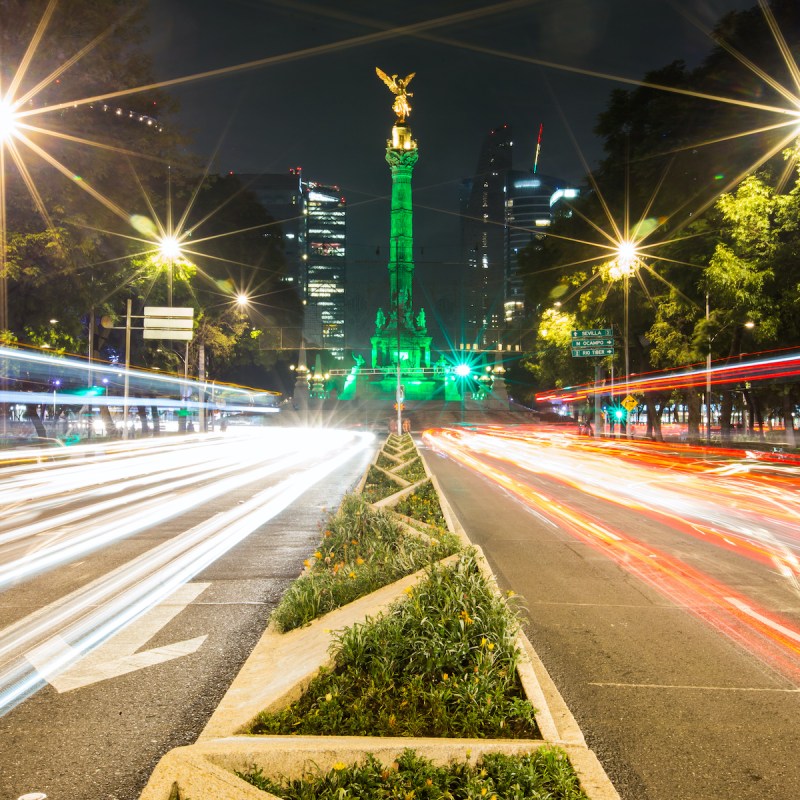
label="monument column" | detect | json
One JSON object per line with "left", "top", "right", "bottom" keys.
{"left": 386, "top": 125, "right": 418, "bottom": 313}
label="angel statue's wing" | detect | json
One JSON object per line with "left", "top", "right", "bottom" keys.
{"left": 376, "top": 67, "right": 398, "bottom": 93}
{"left": 402, "top": 72, "right": 416, "bottom": 87}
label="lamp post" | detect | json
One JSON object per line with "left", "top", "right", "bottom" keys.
{"left": 610, "top": 242, "right": 639, "bottom": 437}
{"left": 0, "top": 97, "right": 20, "bottom": 438}
{"left": 157, "top": 235, "right": 181, "bottom": 307}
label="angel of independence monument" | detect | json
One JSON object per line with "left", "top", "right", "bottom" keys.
{"left": 369, "top": 70, "right": 432, "bottom": 401}
{"left": 326, "top": 70, "right": 509, "bottom": 416}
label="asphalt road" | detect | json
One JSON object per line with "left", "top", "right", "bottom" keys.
{"left": 0, "top": 427, "right": 374, "bottom": 800}
{"left": 421, "top": 426, "right": 800, "bottom": 800}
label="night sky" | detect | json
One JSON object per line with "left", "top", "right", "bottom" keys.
{"left": 144, "top": 0, "right": 756, "bottom": 347}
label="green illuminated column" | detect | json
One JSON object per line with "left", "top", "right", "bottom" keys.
{"left": 385, "top": 123, "right": 418, "bottom": 317}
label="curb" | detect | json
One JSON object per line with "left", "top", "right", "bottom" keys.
{"left": 139, "top": 434, "right": 620, "bottom": 800}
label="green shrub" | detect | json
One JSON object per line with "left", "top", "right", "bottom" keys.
{"left": 270, "top": 495, "right": 461, "bottom": 632}
{"left": 396, "top": 456, "right": 426, "bottom": 483}
{"left": 376, "top": 451, "right": 397, "bottom": 470}
{"left": 362, "top": 465, "right": 404, "bottom": 503}
{"left": 394, "top": 479, "right": 445, "bottom": 526}
{"left": 240, "top": 748, "right": 588, "bottom": 800}
{"left": 252, "top": 552, "right": 538, "bottom": 739}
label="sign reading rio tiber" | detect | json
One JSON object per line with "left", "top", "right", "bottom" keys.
{"left": 571, "top": 328, "right": 614, "bottom": 358}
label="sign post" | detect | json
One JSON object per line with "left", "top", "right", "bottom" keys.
{"left": 571, "top": 328, "right": 615, "bottom": 438}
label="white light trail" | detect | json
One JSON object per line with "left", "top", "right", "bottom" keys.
{"left": 0, "top": 429, "right": 374, "bottom": 714}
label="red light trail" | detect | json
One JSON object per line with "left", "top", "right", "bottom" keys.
{"left": 424, "top": 426, "right": 800, "bottom": 684}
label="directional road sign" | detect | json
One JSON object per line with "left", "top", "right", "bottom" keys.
{"left": 574, "top": 338, "right": 614, "bottom": 347}
{"left": 143, "top": 306, "right": 194, "bottom": 341}
{"left": 572, "top": 328, "right": 613, "bottom": 339}
{"left": 572, "top": 346, "right": 615, "bottom": 357}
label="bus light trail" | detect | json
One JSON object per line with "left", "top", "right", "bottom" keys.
{"left": 424, "top": 427, "right": 800, "bottom": 684}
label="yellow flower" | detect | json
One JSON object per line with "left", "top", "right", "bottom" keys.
{"left": 487, "top": 642, "right": 495, "bottom": 651}
{"left": 348, "top": 571, "right": 356, "bottom": 579}
{"left": 506, "top": 589, "right": 516, "bottom": 597}
{"left": 442, "top": 672, "right": 449, "bottom": 681}
{"left": 481, "top": 789, "right": 487, "bottom": 796}
{"left": 325, "top": 692, "right": 332, "bottom": 701}
{"left": 426, "top": 778, "right": 433, "bottom": 786}
{"left": 351, "top": 538, "right": 358, "bottom": 545}
{"left": 303, "top": 559, "right": 311, "bottom": 568}
{"left": 403, "top": 586, "right": 413, "bottom": 596}
{"left": 356, "top": 557, "right": 365, "bottom": 565}
{"left": 480, "top": 637, "right": 487, "bottom": 647}
{"left": 332, "top": 762, "right": 346, "bottom": 771}
{"left": 314, "top": 551, "right": 322, "bottom": 559}
{"left": 324, "top": 530, "right": 332, "bottom": 537}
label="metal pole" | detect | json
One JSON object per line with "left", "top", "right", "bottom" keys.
{"left": 123, "top": 298, "right": 132, "bottom": 440}
{"left": 198, "top": 343, "right": 206, "bottom": 432}
{"left": 183, "top": 340, "right": 189, "bottom": 432}
{"left": 594, "top": 363, "right": 602, "bottom": 437}
{"left": 396, "top": 296, "right": 402, "bottom": 435}
{"left": 706, "top": 292, "right": 712, "bottom": 445}
{"left": 624, "top": 274, "right": 631, "bottom": 438}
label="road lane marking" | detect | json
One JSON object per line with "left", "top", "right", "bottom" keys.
{"left": 725, "top": 596, "right": 800, "bottom": 644}
{"left": 589, "top": 682, "right": 799, "bottom": 692}
{"left": 25, "top": 582, "right": 209, "bottom": 692}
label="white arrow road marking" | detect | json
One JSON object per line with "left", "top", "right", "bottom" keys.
{"left": 25, "top": 582, "right": 209, "bottom": 692}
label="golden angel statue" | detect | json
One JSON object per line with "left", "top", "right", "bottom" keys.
{"left": 376, "top": 67, "right": 415, "bottom": 123}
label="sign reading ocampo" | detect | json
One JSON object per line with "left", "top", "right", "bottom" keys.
{"left": 143, "top": 307, "right": 194, "bottom": 341}
{"left": 571, "top": 327, "right": 614, "bottom": 358}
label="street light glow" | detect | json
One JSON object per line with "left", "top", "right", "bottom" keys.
{"left": 158, "top": 235, "right": 182, "bottom": 261}
{"left": 0, "top": 98, "right": 17, "bottom": 142}
{"left": 235, "top": 292, "right": 249, "bottom": 307}
{"left": 454, "top": 363, "right": 471, "bottom": 377}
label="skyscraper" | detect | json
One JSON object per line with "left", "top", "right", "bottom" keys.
{"left": 461, "top": 127, "right": 580, "bottom": 348}
{"left": 460, "top": 124, "right": 513, "bottom": 347}
{"left": 239, "top": 171, "right": 347, "bottom": 358}
{"left": 304, "top": 182, "right": 346, "bottom": 357}
{"left": 505, "top": 172, "right": 578, "bottom": 324}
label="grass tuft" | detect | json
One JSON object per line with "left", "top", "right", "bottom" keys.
{"left": 253, "top": 551, "right": 538, "bottom": 738}
{"left": 394, "top": 479, "right": 446, "bottom": 527}
{"left": 239, "top": 747, "right": 588, "bottom": 799}
{"left": 362, "top": 465, "right": 404, "bottom": 503}
{"left": 396, "top": 456, "right": 426, "bottom": 482}
{"left": 270, "top": 494, "right": 461, "bottom": 632}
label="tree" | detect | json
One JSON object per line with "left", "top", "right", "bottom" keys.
{"left": 1, "top": 0, "right": 184, "bottom": 347}
{"left": 518, "top": 1, "right": 800, "bottom": 440}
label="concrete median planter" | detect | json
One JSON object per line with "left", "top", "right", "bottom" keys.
{"left": 139, "top": 436, "right": 620, "bottom": 800}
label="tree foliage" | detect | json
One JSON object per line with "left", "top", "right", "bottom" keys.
{"left": 518, "top": 1, "right": 800, "bottom": 439}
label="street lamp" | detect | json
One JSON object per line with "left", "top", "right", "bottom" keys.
{"left": 157, "top": 235, "right": 181, "bottom": 306}
{"left": 610, "top": 242, "right": 640, "bottom": 437}
{"left": 0, "top": 96, "right": 20, "bottom": 380}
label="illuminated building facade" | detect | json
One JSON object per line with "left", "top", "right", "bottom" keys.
{"left": 461, "top": 128, "right": 579, "bottom": 345}
{"left": 239, "top": 171, "right": 347, "bottom": 358}
{"left": 303, "top": 182, "right": 346, "bottom": 357}
{"left": 505, "top": 174, "right": 579, "bottom": 325}
{"left": 460, "top": 125, "right": 513, "bottom": 346}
